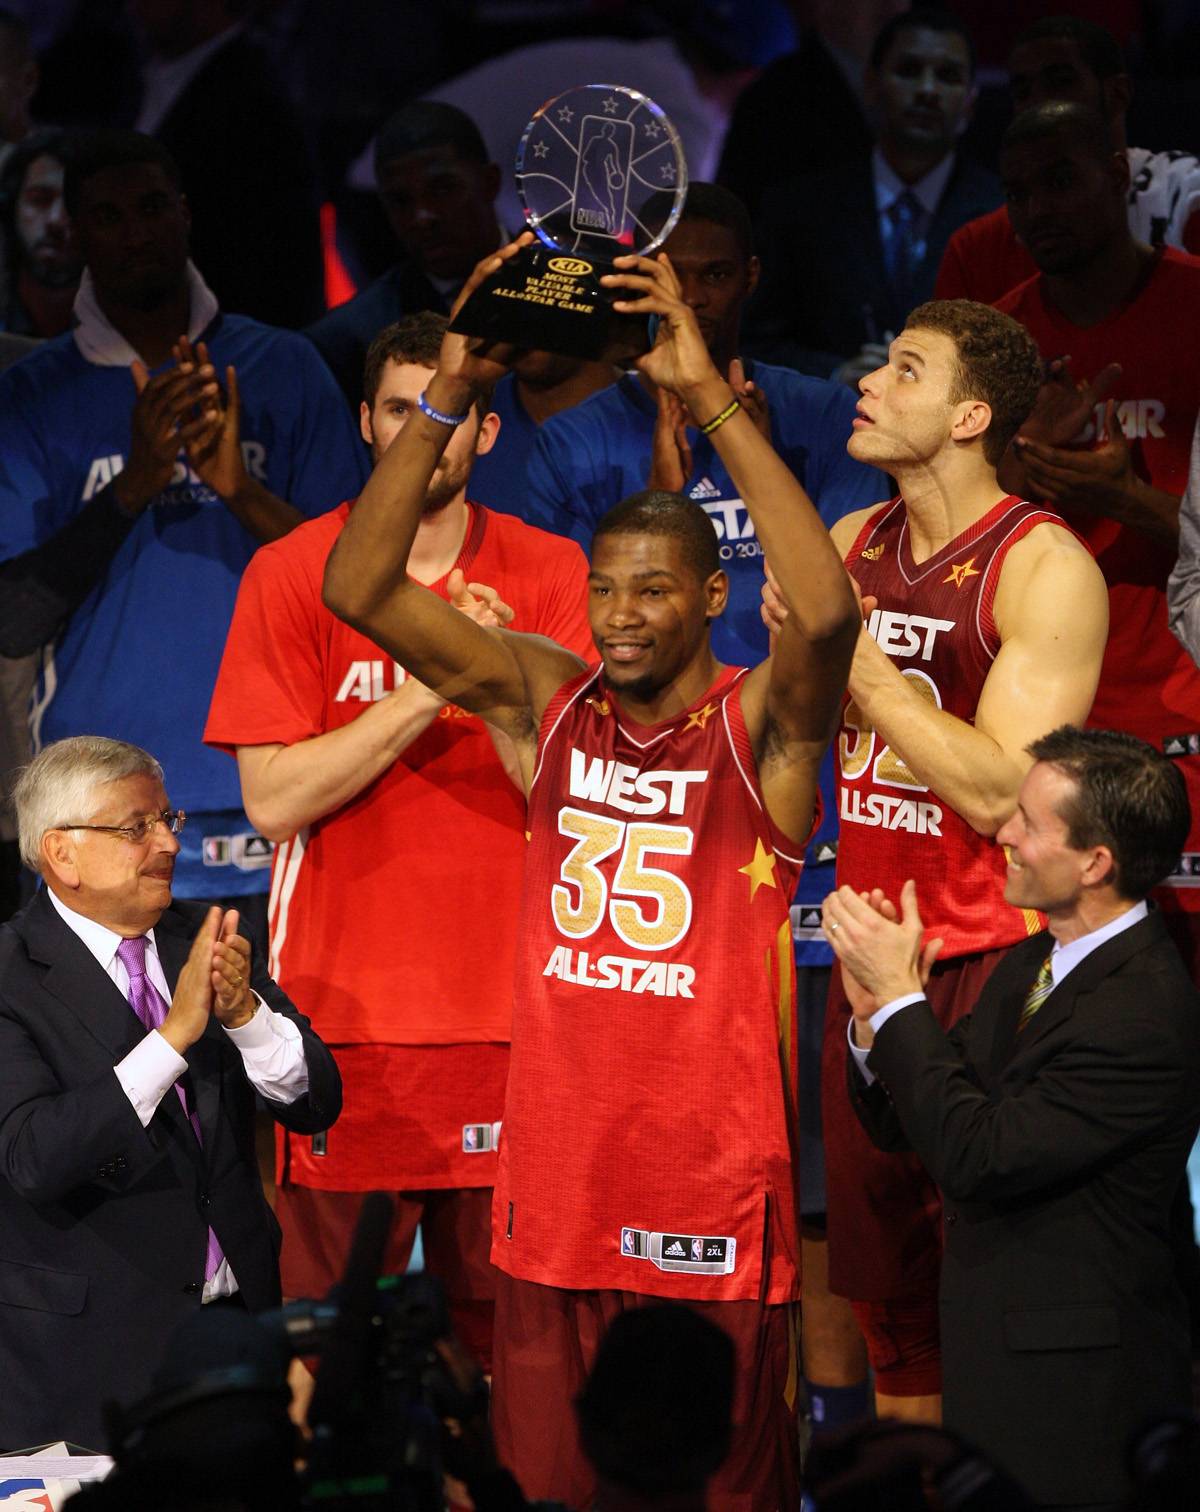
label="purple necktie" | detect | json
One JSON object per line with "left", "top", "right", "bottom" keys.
{"left": 117, "top": 935, "right": 224, "bottom": 1282}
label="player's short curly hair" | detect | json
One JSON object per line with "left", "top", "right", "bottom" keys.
{"left": 905, "top": 299, "right": 1044, "bottom": 466}
{"left": 362, "top": 311, "right": 492, "bottom": 417}
{"left": 593, "top": 490, "right": 722, "bottom": 584}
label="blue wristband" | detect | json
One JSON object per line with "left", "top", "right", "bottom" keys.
{"left": 416, "top": 389, "right": 470, "bottom": 427}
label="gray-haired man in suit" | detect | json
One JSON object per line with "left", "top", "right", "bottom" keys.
{"left": 0, "top": 735, "right": 341, "bottom": 1449}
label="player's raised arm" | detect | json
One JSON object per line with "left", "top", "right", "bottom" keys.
{"left": 604, "top": 253, "right": 860, "bottom": 835}
{"left": 322, "top": 235, "right": 584, "bottom": 728}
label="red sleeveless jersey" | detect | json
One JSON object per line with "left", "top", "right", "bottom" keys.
{"left": 837, "top": 496, "right": 1066, "bottom": 959}
{"left": 493, "top": 665, "right": 806, "bottom": 1303}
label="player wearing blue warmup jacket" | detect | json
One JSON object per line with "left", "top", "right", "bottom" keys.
{"left": 0, "top": 133, "right": 368, "bottom": 908}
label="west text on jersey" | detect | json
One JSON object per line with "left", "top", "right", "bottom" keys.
{"left": 568, "top": 748, "right": 707, "bottom": 817}
{"left": 866, "top": 609, "right": 956, "bottom": 662}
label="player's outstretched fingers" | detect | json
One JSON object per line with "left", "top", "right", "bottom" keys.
{"left": 466, "top": 581, "right": 515, "bottom": 625}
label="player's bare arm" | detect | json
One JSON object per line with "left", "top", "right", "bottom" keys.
{"left": 322, "top": 235, "right": 585, "bottom": 774}
{"left": 606, "top": 252, "right": 860, "bottom": 843}
{"left": 237, "top": 574, "right": 517, "bottom": 839}
{"left": 845, "top": 522, "right": 1108, "bottom": 836}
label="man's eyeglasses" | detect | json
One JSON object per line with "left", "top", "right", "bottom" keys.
{"left": 59, "top": 810, "right": 187, "bottom": 844}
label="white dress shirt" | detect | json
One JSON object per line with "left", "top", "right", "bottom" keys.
{"left": 47, "top": 889, "right": 309, "bottom": 1298}
{"left": 849, "top": 901, "right": 1150, "bottom": 1085}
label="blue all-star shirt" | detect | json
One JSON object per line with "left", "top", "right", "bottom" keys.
{"left": 0, "top": 311, "right": 368, "bottom": 895}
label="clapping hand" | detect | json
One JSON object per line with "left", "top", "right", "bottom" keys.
{"left": 212, "top": 909, "right": 255, "bottom": 1028}
{"left": 173, "top": 336, "right": 250, "bottom": 503}
{"left": 823, "top": 880, "right": 942, "bottom": 1041}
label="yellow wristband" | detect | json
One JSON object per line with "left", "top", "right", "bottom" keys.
{"left": 699, "top": 397, "right": 741, "bottom": 436}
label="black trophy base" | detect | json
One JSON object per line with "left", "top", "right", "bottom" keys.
{"left": 449, "top": 242, "right": 650, "bottom": 363}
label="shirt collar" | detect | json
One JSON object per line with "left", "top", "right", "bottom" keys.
{"left": 46, "top": 886, "right": 160, "bottom": 972}
{"left": 71, "top": 259, "right": 220, "bottom": 368}
{"left": 426, "top": 223, "right": 510, "bottom": 300}
{"left": 872, "top": 146, "right": 956, "bottom": 219}
{"left": 1049, "top": 899, "right": 1148, "bottom": 986}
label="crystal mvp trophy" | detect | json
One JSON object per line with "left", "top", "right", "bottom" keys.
{"left": 450, "top": 84, "right": 688, "bottom": 362}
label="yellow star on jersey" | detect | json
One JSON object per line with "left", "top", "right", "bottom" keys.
{"left": 684, "top": 701, "right": 718, "bottom": 731}
{"left": 944, "top": 556, "right": 980, "bottom": 588}
{"left": 739, "top": 838, "right": 778, "bottom": 900}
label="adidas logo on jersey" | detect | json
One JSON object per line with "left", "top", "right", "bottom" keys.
{"left": 689, "top": 476, "right": 722, "bottom": 500}
{"left": 860, "top": 544, "right": 885, "bottom": 561}
{"left": 665, "top": 1240, "right": 686, "bottom": 1257}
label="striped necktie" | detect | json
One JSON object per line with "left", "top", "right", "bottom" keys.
{"left": 1017, "top": 952, "right": 1055, "bottom": 1031}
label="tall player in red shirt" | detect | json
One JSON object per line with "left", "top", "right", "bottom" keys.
{"left": 766, "top": 296, "right": 1109, "bottom": 1423}
{"left": 322, "top": 234, "right": 860, "bottom": 1512}
{"left": 204, "top": 314, "right": 592, "bottom": 1367}
{"left": 996, "top": 102, "right": 1200, "bottom": 974}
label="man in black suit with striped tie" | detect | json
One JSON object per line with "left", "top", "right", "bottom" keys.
{"left": 822, "top": 725, "right": 1200, "bottom": 1511}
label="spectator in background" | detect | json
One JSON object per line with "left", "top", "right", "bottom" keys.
{"left": 128, "top": 0, "right": 324, "bottom": 328}
{"left": 468, "top": 350, "right": 619, "bottom": 522}
{"left": 407, "top": 0, "right": 791, "bottom": 235}
{"left": 936, "top": 15, "right": 1200, "bottom": 304}
{"left": 718, "top": 0, "right": 909, "bottom": 223}
{"left": 1168, "top": 418, "right": 1200, "bottom": 668}
{"left": 205, "top": 313, "right": 591, "bottom": 1369}
{"left": 308, "top": 102, "right": 505, "bottom": 410}
{"left": 0, "top": 7, "right": 35, "bottom": 170}
{"left": 0, "top": 127, "right": 81, "bottom": 336}
{"left": 526, "top": 180, "right": 888, "bottom": 1441}
{"left": 748, "top": 8, "right": 999, "bottom": 383}
{"left": 0, "top": 320, "right": 34, "bottom": 924}
{"left": 996, "top": 102, "right": 1200, "bottom": 976}
{"left": 0, "top": 130, "right": 366, "bottom": 922}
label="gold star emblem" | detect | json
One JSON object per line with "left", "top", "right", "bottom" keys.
{"left": 944, "top": 557, "right": 980, "bottom": 588}
{"left": 585, "top": 697, "right": 611, "bottom": 717}
{"left": 684, "top": 701, "right": 718, "bottom": 731}
{"left": 738, "top": 838, "right": 778, "bottom": 900}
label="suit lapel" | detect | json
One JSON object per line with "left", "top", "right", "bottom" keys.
{"left": 21, "top": 890, "right": 147, "bottom": 1061}
{"left": 1008, "top": 912, "right": 1166, "bottom": 1060}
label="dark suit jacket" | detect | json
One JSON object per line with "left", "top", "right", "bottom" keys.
{"left": 153, "top": 34, "right": 325, "bottom": 329}
{"left": 0, "top": 891, "right": 342, "bottom": 1450}
{"left": 850, "top": 913, "right": 1200, "bottom": 1507}
{"left": 747, "top": 151, "right": 1002, "bottom": 377}
{"left": 717, "top": 30, "right": 876, "bottom": 224}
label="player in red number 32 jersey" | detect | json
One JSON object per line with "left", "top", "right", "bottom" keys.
{"left": 322, "top": 233, "right": 860, "bottom": 1512}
